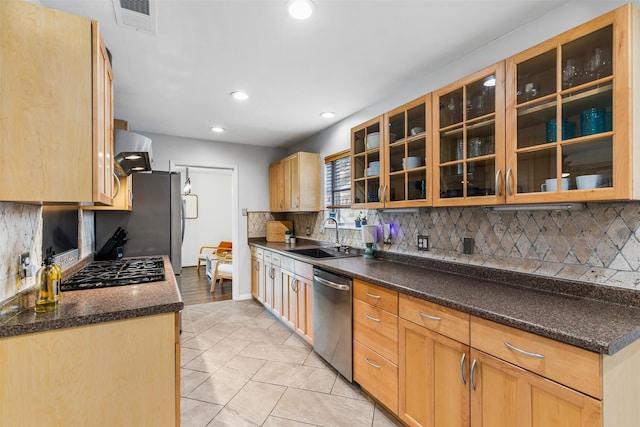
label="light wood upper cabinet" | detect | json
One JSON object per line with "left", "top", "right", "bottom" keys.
{"left": 353, "top": 96, "right": 431, "bottom": 208}
{"left": 432, "top": 63, "right": 506, "bottom": 207}
{"left": 504, "top": 4, "right": 639, "bottom": 203}
{"left": 0, "top": 0, "right": 114, "bottom": 204}
{"left": 269, "top": 152, "right": 320, "bottom": 212}
{"left": 84, "top": 120, "right": 132, "bottom": 211}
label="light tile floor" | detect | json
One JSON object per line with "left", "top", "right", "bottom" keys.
{"left": 180, "top": 299, "right": 404, "bottom": 427}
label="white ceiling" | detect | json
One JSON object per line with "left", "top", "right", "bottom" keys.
{"left": 40, "top": 0, "right": 572, "bottom": 148}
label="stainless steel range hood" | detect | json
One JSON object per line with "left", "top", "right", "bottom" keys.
{"left": 113, "top": 129, "right": 153, "bottom": 176}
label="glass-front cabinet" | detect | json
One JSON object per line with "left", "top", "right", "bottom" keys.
{"left": 384, "top": 95, "right": 431, "bottom": 207}
{"left": 352, "top": 116, "right": 384, "bottom": 208}
{"left": 352, "top": 96, "right": 431, "bottom": 208}
{"left": 505, "top": 6, "right": 634, "bottom": 203}
{"left": 433, "top": 63, "right": 505, "bottom": 206}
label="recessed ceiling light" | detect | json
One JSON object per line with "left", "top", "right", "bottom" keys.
{"left": 124, "top": 154, "right": 141, "bottom": 160}
{"left": 286, "top": 0, "right": 316, "bottom": 20}
{"left": 230, "top": 91, "right": 249, "bottom": 101}
{"left": 210, "top": 126, "right": 225, "bottom": 133}
{"left": 320, "top": 112, "right": 336, "bottom": 119}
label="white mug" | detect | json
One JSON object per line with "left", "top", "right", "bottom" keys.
{"left": 541, "top": 178, "right": 570, "bottom": 192}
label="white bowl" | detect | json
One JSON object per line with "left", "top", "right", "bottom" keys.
{"left": 402, "top": 157, "right": 422, "bottom": 169}
{"left": 368, "top": 161, "right": 380, "bottom": 168}
{"left": 576, "top": 174, "right": 603, "bottom": 189}
{"left": 366, "top": 132, "right": 380, "bottom": 149}
{"left": 366, "top": 167, "right": 380, "bottom": 176}
{"left": 410, "top": 127, "right": 425, "bottom": 136}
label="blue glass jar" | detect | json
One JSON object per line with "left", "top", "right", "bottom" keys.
{"left": 580, "top": 108, "right": 606, "bottom": 136}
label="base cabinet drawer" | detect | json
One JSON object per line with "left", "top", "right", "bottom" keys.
{"left": 353, "top": 299, "right": 398, "bottom": 364}
{"left": 353, "top": 340, "right": 398, "bottom": 414}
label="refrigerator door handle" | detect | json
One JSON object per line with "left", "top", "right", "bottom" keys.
{"left": 181, "top": 198, "right": 186, "bottom": 243}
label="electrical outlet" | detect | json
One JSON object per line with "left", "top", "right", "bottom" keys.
{"left": 463, "top": 237, "right": 474, "bottom": 255}
{"left": 417, "top": 235, "right": 429, "bottom": 251}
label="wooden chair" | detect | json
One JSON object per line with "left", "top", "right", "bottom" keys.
{"left": 196, "top": 241, "right": 232, "bottom": 272}
{"left": 211, "top": 252, "right": 232, "bottom": 293}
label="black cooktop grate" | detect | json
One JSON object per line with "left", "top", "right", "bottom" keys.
{"left": 61, "top": 257, "right": 165, "bottom": 291}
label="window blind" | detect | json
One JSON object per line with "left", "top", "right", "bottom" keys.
{"left": 324, "top": 151, "right": 351, "bottom": 209}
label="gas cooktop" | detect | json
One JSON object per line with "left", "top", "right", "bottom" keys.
{"left": 61, "top": 257, "right": 165, "bottom": 291}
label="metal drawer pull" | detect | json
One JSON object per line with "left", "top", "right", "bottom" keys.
{"left": 365, "top": 358, "right": 381, "bottom": 369}
{"left": 365, "top": 313, "right": 381, "bottom": 323}
{"left": 470, "top": 359, "right": 477, "bottom": 391}
{"left": 365, "top": 291, "right": 381, "bottom": 299}
{"left": 504, "top": 341, "right": 545, "bottom": 359}
{"left": 459, "top": 353, "right": 466, "bottom": 385}
{"left": 418, "top": 311, "right": 442, "bottom": 321}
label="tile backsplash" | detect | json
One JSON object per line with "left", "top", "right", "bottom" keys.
{"left": 0, "top": 202, "right": 94, "bottom": 303}
{"left": 248, "top": 201, "right": 640, "bottom": 289}
{"left": 0, "top": 202, "right": 42, "bottom": 301}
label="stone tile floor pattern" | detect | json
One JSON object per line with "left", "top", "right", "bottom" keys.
{"left": 180, "top": 299, "right": 402, "bottom": 427}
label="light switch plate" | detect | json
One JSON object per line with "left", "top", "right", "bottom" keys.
{"left": 417, "top": 235, "right": 429, "bottom": 251}
{"left": 242, "top": 208, "right": 248, "bottom": 216}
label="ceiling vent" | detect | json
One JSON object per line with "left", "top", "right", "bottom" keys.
{"left": 112, "top": 0, "right": 157, "bottom": 34}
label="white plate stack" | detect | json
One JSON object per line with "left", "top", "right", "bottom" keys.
{"left": 367, "top": 161, "right": 380, "bottom": 176}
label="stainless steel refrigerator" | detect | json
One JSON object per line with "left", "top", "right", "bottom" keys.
{"left": 95, "top": 171, "right": 184, "bottom": 274}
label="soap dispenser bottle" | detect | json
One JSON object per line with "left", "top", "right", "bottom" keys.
{"left": 35, "top": 247, "right": 61, "bottom": 313}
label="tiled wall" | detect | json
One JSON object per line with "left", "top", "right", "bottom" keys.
{"left": 0, "top": 202, "right": 94, "bottom": 303}
{"left": 247, "top": 201, "right": 640, "bottom": 289}
{"left": 0, "top": 202, "right": 42, "bottom": 301}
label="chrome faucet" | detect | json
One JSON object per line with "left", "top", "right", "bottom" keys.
{"left": 321, "top": 217, "right": 340, "bottom": 248}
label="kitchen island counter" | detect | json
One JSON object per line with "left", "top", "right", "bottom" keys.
{"left": 250, "top": 239, "right": 640, "bottom": 355}
{"left": 0, "top": 255, "right": 183, "bottom": 338}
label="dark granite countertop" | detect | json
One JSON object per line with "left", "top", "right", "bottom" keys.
{"left": 250, "top": 238, "right": 640, "bottom": 355}
{"left": 0, "top": 256, "right": 183, "bottom": 338}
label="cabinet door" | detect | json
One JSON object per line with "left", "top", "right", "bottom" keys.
{"left": 250, "top": 256, "right": 261, "bottom": 299}
{"left": 399, "top": 319, "right": 470, "bottom": 427}
{"left": 433, "top": 63, "right": 506, "bottom": 207}
{"left": 281, "top": 269, "right": 296, "bottom": 330}
{"left": 294, "top": 276, "right": 313, "bottom": 345}
{"left": 269, "top": 162, "right": 284, "bottom": 212}
{"left": 384, "top": 95, "right": 432, "bottom": 207}
{"left": 505, "top": 7, "right": 633, "bottom": 203}
{"left": 0, "top": 0, "right": 94, "bottom": 203}
{"left": 93, "top": 21, "right": 114, "bottom": 206}
{"left": 470, "top": 349, "right": 601, "bottom": 427}
{"left": 352, "top": 116, "right": 385, "bottom": 208}
{"left": 264, "top": 263, "right": 274, "bottom": 311}
{"left": 296, "top": 152, "right": 321, "bottom": 211}
{"left": 271, "top": 265, "right": 283, "bottom": 317}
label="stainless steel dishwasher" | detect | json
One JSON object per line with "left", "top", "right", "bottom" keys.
{"left": 312, "top": 267, "right": 353, "bottom": 382}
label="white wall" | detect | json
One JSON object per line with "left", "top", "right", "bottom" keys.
{"left": 141, "top": 131, "right": 286, "bottom": 299}
{"left": 178, "top": 167, "right": 233, "bottom": 268}
{"left": 291, "top": 0, "right": 637, "bottom": 162}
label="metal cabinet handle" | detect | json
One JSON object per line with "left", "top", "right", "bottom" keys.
{"left": 365, "top": 291, "right": 381, "bottom": 299}
{"left": 377, "top": 186, "right": 382, "bottom": 204}
{"left": 365, "top": 313, "right": 381, "bottom": 323}
{"left": 506, "top": 167, "right": 513, "bottom": 196}
{"left": 418, "top": 311, "right": 442, "bottom": 321}
{"left": 365, "top": 358, "right": 381, "bottom": 369}
{"left": 290, "top": 279, "right": 299, "bottom": 292}
{"left": 504, "top": 341, "right": 545, "bottom": 359}
{"left": 269, "top": 267, "right": 274, "bottom": 279}
{"left": 295, "top": 195, "right": 299, "bottom": 208}
{"left": 254, "top": 261, "right": 259, "bottom": 271}
{"left": 470, "top": 359, "right": 477, "bottom": 391}
{"left": 280, "top": 199, "right": 283, "bottom": 209}
{"left": 459, "top": 353, "right": 466, "bottom": 385}
{"left": 112, "top": 172, "right": 121, "bottom": 198}
{"left": 495, "top": 168, "right": 502, "bottom": 197}
{"left": 383, "top": 184, "right": 388, "bottom": 203}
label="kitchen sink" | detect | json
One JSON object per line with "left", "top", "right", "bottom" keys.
{"left": 285, "top": 247, "right": 358, "bottom": 259}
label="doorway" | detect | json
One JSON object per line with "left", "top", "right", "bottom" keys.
{"left": 171, "top": 161, "right": 238, "bottom": 301}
